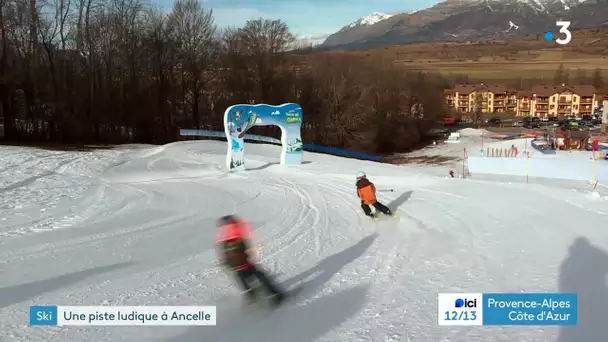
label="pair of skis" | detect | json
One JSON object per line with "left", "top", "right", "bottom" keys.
{"left": 369, "top": 212, "right": 400, "bottom": 221}
{"left": 242, "top": 285, "right": 302, "bottom": 313}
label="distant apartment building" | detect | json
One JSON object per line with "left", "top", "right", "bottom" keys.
{"left": 444, "top": 84, "right": 601, "bottom": 117}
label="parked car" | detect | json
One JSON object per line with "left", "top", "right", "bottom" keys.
{"left": 547, "top": 116, "right": 559, "bottom": 127}
{"left": 560, "top": 120, "right": 582, "bottom": 131}
{"left": 523, "top": 117, "right": 540, "bottom": 128}
{"left": 443, "top": 117, "right": 457, "bottom": 125}
{"left": 458, "top": 116, "right": 473, "bottom": 124}
{"left": 563, "top": 115, "right": 575, "bottom": 121}
{"left": 593, "top": 108, "right": 603, "bottom": 117}
{"left": 428, "top": 127, "right": 450, "bottom": 137}
{"left": 487, "top": 117, "right": 501, "bottom": 126}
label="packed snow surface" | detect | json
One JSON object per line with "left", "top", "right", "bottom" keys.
{"left": 1, "top": 140, "right": 608, "bottom": 342}
{"left": 457, "top": 128, "right": 492, "bottom": 137}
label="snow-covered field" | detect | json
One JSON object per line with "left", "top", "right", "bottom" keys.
{"left": 409, "top": 128, "right": 608, "bottom": 184}
{"left": 1, "top": 139, "right": 608, "bottom": 342}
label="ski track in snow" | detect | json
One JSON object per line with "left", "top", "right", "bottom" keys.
{"left": 1, "top": 140, "right": 607, "bottom": 341}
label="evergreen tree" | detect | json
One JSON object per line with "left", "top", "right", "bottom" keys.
{"left": 575, "top": 69, "right": 587, "bottom": 85}
{"left": 554, "top": 64, "right": 569, "bottom": 85}
{"left": 592, "top": 68, "right": 604, "bottom": 90}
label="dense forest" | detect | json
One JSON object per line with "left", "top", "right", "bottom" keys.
{"left": 0, "top": 0, "right": 450, "bottom": 154}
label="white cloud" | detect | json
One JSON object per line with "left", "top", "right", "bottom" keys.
{"left": 294, "top": 33, "right": 331, "bottom": 46}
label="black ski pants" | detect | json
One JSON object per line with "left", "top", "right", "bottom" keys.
{"left": 362, "top": 201, "right": 391, "bottom": 216}
{"left": 235, "top": 265, "right": 282, "bottom": 298}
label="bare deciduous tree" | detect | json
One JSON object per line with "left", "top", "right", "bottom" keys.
{"left": 167, "top": 0, "right": 217, "bottom": 128}
{"left": 0, "top": 0, "right": 448, "bottom": 154}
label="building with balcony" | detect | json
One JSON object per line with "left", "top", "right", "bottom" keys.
{"left": 530, "top": 84, "right": 597, "bottom": 117}
{"left": 516, "top": 90, "right": 533, "bottom": 116}
{"left": 444, "top": 83, "right": 603, "bottom": 118}
{"left": 444, "top": 84, "right": 519, "bottom": 113}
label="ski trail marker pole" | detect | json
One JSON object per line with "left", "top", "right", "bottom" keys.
{"left": 591, "top": 149, "right": 597, "bottom": 185}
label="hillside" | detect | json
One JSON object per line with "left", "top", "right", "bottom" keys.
{"left": 298, "top": 26, "right": 608, "bottom": 80}
{"left": 321, "top": 0, "right": 608, "bottom": 49}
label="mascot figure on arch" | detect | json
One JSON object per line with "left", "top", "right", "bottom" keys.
{"left": 224, "top": 103, "right": 304, "bottom": 172}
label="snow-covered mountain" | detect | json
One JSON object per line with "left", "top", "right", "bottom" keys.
{"left": 320, "top": 0, "right": 607, "bottom": 49}
{"left": 459, "top": 0, "right": 588, "bottom": 11}
{"left": 322, "top": 11, "right": 402, "bottom": 47}
{"left": 345, "top": 12, "right": 395, "bottom": 30}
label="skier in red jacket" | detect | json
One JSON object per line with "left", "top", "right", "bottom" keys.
{"left": 216, "top": 215, "right": 285, "bottom": 306}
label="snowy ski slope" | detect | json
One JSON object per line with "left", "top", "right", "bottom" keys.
{"left": 1, "top": 140, "right": 607, "bottom": 342}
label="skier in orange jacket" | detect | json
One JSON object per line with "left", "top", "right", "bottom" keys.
{"left": 356, "top": 171, "right": 392, "bottom": 218}
{"left": 216, "top": 215, "right": 285, "bottom": 306}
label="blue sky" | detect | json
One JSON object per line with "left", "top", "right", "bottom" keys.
{"left": 156, "top": 0, "right": 442, "bottom": 39}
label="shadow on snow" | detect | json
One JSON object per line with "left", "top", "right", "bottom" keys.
{"left": 170, "top": 234, "right": 377, "bottom": 342}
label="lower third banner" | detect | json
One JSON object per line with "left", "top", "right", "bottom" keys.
{"left": 438, "top": 292, "right": 577, "bottom": 326}
{"left": 30, "top": 306, "right": 217, "bottom": 326}
{"left": 482, "top": 293, "right": 577, "bottom": 326}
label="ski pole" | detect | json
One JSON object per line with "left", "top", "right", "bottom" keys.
{"left": 378, "top": 189, "right": 394, "bottom": 192}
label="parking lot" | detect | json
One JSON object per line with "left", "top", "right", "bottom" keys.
{"left": 436, "top": 115, "right": 607, "bottom": 142}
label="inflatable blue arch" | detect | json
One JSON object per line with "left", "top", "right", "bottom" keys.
{"left": 224, "top": 103, "right": 304, "bottom": 171}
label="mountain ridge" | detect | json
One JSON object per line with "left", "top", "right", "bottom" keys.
{"left": 320, "top": 0, "right": 608, "bottom": 49}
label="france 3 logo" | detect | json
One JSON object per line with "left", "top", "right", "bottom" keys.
{"left": 544, "top": 21, "right": 572, "bottom": 45}
{"left": 438, "top": 293, "right": 483, "bottom": 326}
